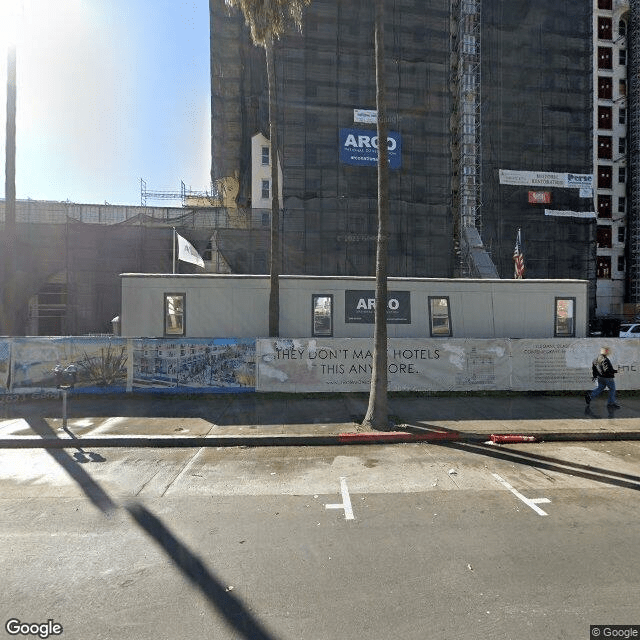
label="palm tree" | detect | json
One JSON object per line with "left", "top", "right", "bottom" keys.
{"left": 224, "top": 0, "right": 310, "bottom": 337}
{"left": 362, "top": 0, "right": 390, "bottom": 430}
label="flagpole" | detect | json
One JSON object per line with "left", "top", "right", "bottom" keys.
{"left": 172, "top": 227, "right": 176, "bottom": 274}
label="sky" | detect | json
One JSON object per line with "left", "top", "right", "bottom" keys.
{"left": 0, "top": 0, "right": 211, "bottom": 206}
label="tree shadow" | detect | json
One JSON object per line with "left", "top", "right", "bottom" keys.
{"left": 441, "top": 441, "right": 640, "bottom": 492}
{"left": 20, "top": 415, "right": 279, "bottom": 639}
{"left": 398, "top": 421, "right": 640, "bottom": 491}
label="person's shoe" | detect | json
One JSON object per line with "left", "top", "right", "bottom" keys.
{"left": 607, "top": 402, "right": 621, "bottom": 409}
{"left": 585, "top": 392, "right": 591, "bottom": 405}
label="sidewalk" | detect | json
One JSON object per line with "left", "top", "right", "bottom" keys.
{"left": 1, "top": 392, "right": 640, "bottom": 448}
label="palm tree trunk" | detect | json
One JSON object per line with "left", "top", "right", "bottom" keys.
{"left": 266, "top": 38, "right": 280, "bottom": 337}
{"left": 362, "top": 0, "right": 389, "bottom": 430}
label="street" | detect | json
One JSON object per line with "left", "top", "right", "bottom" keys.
{"left": 1, "top": 439, "right": 639, "bottom": 639}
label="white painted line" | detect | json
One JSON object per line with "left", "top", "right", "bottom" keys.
{"left": 492, "top": 473, "right": 550, "bottom": 517}
{"left": 0, "top": 419, "right": 31, "bottom": 435}
{"left": 325, "top": 476, "right": 355, "bottom": 521}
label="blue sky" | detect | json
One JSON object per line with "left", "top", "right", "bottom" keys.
{"left": 0, "top": 0, "right": 211, "bottom": 206}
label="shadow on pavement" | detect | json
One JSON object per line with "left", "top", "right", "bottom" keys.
{"left": 21, "top": 416, "right": 280, "bottom": 640}
{"left": 440, "top": 441, "right": 640, "bottom": 492}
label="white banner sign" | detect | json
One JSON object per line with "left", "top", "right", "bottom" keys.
{"left": 510, "top": 339, "right": 640, "bottom": 391}
{"left": 499, "top": 170, "right": 593, "bottom": 189}
{"left": 354, "top": 109, "right": 377, "bottom": 123}
{"left": 544, "top": 210, "right": 596, "bottom": 219}
{"left": 257, "top": 338, "right": 640, "bottom": 393}
{"left": 257, "top": 338, "right": 510, "bottom": 393}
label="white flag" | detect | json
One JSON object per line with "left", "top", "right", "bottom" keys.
{"left": 177, "top": 232, "right": 205, "bottom": 268}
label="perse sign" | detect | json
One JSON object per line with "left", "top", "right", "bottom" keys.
{"left": 339, "top": 128, "right": 402, "bottom": 169}
{"left": 345, "top": 290, "right": 411, "bottom": 324}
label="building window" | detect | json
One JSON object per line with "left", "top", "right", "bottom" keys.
{"left": 618, "top": 198, "right": 626, "bottom": 214}
{"left": 598, "top": 47, "right": 612, "bottom": 69}
{"left": 598, "top": 106, "right": 612, "bottom": 129}
{"left": 619, "top": 19, "right": 626, "bottom": 38}
{"left": 597, "top": 225, "right": 612, "bottom": 248}
{"left": 618, "top": 167, "right": 626, "bottom": 183}
{"left": 597, "top": 195, "right": 612, "bottom": 218}
{"left": 598, "top": 166, "right": 612, "bottom": 189}
{"left": 618, "top": 226, "right": 625, "bottom": 243}
{"left": 261, "top": 146, "right": 269, "bottom": 166}
{"left": 618, "top": 138, "right": 626, "bottom": 154}
{"left": 261, "top": 212, "right": 270, "bottom": 226}
{"left": 619, "top": 79, "right": 627, "bottom": 97}
{"left": 598, "top": 16, "right": 612, "bottom": 40}
{"left": 619, "top": 108, "right": 626, "bottom": 125}
{"left": 618, "top": 255, "right": 625, "bottom": 272}
{"left": 597, "top": 256, "right": 611, "bottom": 279}
{"left": 598, "top": 136, "right": 612, "bottom": 159}
{"left": 312, "top": 294, "right": 333, "bottom": 337}
{"left": 555, "top": 298, "right": 576, "bottom": 338}
{"left": 598, "top": 76, "right": 612, "bottom": 100}
{"left": 597, "top": 0, "right": 612, "bottom": 9}
{"left": 619, "top": 49, "right": 627, "bottom": 66}
{"left": 261, "top": 179, "right": 270, "bottom": 199}
{"left": 164, "top": 293, "right": 185, "bottom": 336}
{"left": 429, "top": 297, "right": 452, "bottom": 337}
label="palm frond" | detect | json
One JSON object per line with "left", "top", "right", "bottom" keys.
{"left": 225, "top": 0, "right": 311, "bottom": 46}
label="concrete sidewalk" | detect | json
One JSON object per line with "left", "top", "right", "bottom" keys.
{"left": 1, "top": 391, "right": 640, "bottom": 448}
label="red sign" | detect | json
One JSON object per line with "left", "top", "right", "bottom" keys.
{"left": 528, "top": 191, "right": 551, "bottom": 204}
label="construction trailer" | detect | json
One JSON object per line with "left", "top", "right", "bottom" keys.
{"left": 119, "top": 273, "right": 588, "bottom": 339}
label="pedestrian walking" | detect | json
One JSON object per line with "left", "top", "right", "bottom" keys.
{"left": 585, "top": 347, "right": 620, "bottom": 408}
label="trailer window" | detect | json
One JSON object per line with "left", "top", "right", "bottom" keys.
{"left": 429, "top": 297, "right": 451, "bottom": 337}
{"left": 312, "top": 295, "right": 333, "bottom": 337}
{"left": 165, "top": 293, "right": 185, "bottom": 336}
{"left": 554, "top": 298, "right": 575, "bottom": 337}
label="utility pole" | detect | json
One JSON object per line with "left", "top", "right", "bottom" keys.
{"left": 3, "top": 43, "right": 17, "bottom": 336}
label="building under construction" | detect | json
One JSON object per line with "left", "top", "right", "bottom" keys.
{"left": 210, "top": 0, "right": 638, "bottom": 318}
{"left": 0, "top": 198, "right": 269, "bottom": 336}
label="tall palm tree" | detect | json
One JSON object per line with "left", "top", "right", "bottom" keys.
{"left": 362, "top": 0, "right": 390, "bottom": 430}
{"left": 224, "top": 0, "right": 310, "bottom": 337}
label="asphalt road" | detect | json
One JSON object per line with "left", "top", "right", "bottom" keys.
{"left": 1, "top": 441, "right": 639, "bottom": 640}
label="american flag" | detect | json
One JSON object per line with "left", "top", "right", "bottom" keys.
{"left": 513, "top": 228, "right": 524, "bottom": 279}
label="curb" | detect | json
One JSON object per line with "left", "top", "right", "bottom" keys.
{"left": 1, "top": 430, "right": 640, "bottom": 449}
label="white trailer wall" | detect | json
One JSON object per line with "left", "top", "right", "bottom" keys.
{"left": 120, "top": 274, "right": 588, "bottom": 339}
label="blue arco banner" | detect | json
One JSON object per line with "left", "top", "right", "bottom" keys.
{"left": 339, "top": 128, "right": 402, "bottom": 168}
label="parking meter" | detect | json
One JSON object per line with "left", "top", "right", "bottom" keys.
{"left": 54, "top": 364, "right": 77, "bottom": 390}
{"left": 53, "top": 364, "right": 77, "bottom": 430}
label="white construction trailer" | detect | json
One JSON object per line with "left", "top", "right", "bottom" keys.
{"left": 120, "top": 274, "right": 588, "bottom": 340}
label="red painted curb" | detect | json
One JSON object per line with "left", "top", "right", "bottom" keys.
{"left": 490, "top": 434, "right": 537, "bottom": 443}
{"left": 338, "top": 431, "right": 463, "bottom": 444}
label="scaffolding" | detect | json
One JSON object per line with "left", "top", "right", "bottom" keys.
{"left": 139, "top": 179, "right": 222, "bottom": 207}
{"left": 452, "top": 0, "right": 497, "bottom": 277}
{"left": 629, "top": 2, "right": 640, "bottom": 302}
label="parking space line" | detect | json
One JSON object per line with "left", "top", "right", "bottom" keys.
{"left": 492, "top": 473, "right": 550, "bottom": 516}
{"left": 325, "top": 477, "right": 355, "bottom": 521}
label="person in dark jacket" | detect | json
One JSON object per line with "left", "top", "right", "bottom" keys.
{"left": 585, "top": 347, "right": 619, "bottom": 408}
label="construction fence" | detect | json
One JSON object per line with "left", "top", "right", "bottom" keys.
{"left": 1, "top": 336, "right": 639, "bottom": 396}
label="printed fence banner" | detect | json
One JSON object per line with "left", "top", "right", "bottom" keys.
{"left": 257, "top": 338, "right": 511, "bottom": 393}
{"left": 10, "top": 337, "right": 128, "bottom": 394}
{"left": 509, "top": 339, "right": 640, "bottom": 391}
{"left": 0, "top": 340, "right": 10, "bottom": 390}
{"left": 131, "top": 338, "right": 255, "bottom": 393}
